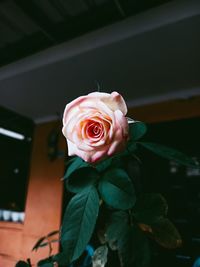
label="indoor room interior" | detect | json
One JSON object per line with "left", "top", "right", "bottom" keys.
{"left": 0, "top": 0, "right": 200, "bottom": 266}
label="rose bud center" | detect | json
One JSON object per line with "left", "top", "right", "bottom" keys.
{"left": 86, "top": 122, "right": 103, "bottom": 139}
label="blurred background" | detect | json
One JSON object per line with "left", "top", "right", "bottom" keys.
{"left": 0, "top": 0, "right": 200, "bottom": 266}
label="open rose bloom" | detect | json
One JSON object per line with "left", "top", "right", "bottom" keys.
{"left": 62, "top": 91, "right": 129, "bottom": 163}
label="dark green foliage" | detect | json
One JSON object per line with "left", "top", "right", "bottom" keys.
{"left": 52, "top": 253, "right": 69, "bottom": 266}
{"left": 98, "top": 168, "right": 136, "bottom": 210}
{"left": 34, "top": 120, "right": 195, "bottom": 267}
{"left": 47, "top": 230, "right": 60, "bottom": 237}
{"left": 32, "top": 236, "right": 46, "bottom": 251}
{"left": 133, "top": 193, "right": 168, "bottom": 224}
{"left": 66, "top": 167, "right": 99, "bottom": 193}
{"left": 129, "top": 121, "right": 147, "bottom": 141}
{"left": 139, "top": 142, "right": 197, "bottom": 166}
{"left": 132, "top": 194, "right": 182, "bottom": 249}
{"left": 95, "top": 149, "right": 130, "bottom": 172}
{"left": 32, "top": 231, "right": 59, "bottom": 252}
{"left": 37, "top": 257, "right": 54, "bottom": 267}
{"left": 150, "top": 218, "right": 182, "bottom": 249}
{"left": 125, "top": 121, "right": 147, "bottom": 154}
{"left": 95, "top": 157, "right": 113, "bottom": 172}
{"left": 38, "top": 263, "right": 54, "bottom": 267}
{"left": 118, "top": 225, "right": 151, "bottom": 267}
{"left": 63, "top": 157, "right": 89, "bottom": 179}
{"left": 15, "top": 261, "right": 30, "bottom": 267}
{"left": 61, "top": 186, "right": 99, "bottom": 264}
{"left": 106, "top": 211, "right": 129, "bottom": 243}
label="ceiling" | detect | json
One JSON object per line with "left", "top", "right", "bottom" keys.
{"left": 0, "top": 0, "right": 200, "bottom": 123}
{"left": 0, "top": 0, "right": 173, "bottom": 67}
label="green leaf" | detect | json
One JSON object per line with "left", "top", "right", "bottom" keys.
{"left": 32, "top": 231, "right": 59, "bottom": 251}
{"left": 118, "top": 225, "right": 151, "bottom": 267}
{"left": 127, "top": 142, "right": 137, "bottom": 153}
{"left": 52, "top": 253, "right": 68, "bottom": 266}
{"left": 37, "top": 258, "right": 54, "bottom": 267}
{"left": 66, "top": 167, "right": 99, "bottom": 193}
{"left": 63, "top": 157, "right": 89, "bottom": 180}
{"left": 98, "top": 168, "right": 136, "bottom": 210}
{"left": 95, "top": 149, "right": 129, "bottom": 172}
{"left": 129, "top": 121, "right": 147, "bottom": 141}
{"left": 32, "top": 236, "right": 46, "bottom": 251}
{"left": 133, "top": 194, "right": 168, "bottom": 224}
{"left": 106, "top": 211, "right": 128, "bottom": 249}
{"left": 112, "top": 149, "right": 130, "bottom": 164}
{"left": 15, "top": 261, "right": 30, "bottom": 267}
{"left": 150, "top": 218, "right": 182, "bottom": 249}
{"left": 39, "top": 239, "right": 59, "bottom": 248}
{"left": 139, "top": 142, "right": 197, "bottom": 167}
{"left": 47, "top": 230, "right": 59, "bottom": 238}
{"left": 38, "top": 263, "right": 53, "bottom": 267}
{"left": 61, "top": 186, "right": 99, "bottom": 264}
{"left": 95, "top": 157, "right": 113, "bottom": 172}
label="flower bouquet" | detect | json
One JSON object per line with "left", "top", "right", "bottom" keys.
{"left": 16, "top": 92, "right": 198, "bottom": 267}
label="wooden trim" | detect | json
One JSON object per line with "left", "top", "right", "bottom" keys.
{"left": 128, "top": 96, "right": 200, "bottom": 123}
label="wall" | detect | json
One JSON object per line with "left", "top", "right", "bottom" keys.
{"left": 0, "top": 121, "right": 66, "bottom": 267}
{"left": 128, "top": 96, "right": 200, "bottom": 123}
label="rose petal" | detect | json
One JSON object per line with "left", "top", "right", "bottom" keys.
{"left": 88, "top": 92, "right": 111, "bottom": 98}
{"left": 63, "top": 96, "right": 87, "bottom": 124}
{"left": 90, "top": 149, "right": 107, "bottom": 163}
{"left": 107, "top": 139, "right": 122, "bottom": 156}
{"left": 110, "top": 92, "right": 127, "bottom": 115}
{"left": 114, "top": 110, "right": 129, "bottom": 138}
{"left": 66, "top": 110, "right": 94, "bottom": 140}
{"left": 67, "top": 139, "right": 77, "bottom": 156}
{"left": 88, "top": 91, "right": 127, "bottom": 115}
{"left": 79, "top": 99, "right": 115, "bottom": 121}
{"left": 67, "top": 139, "right": 93, "bottom": 162}
{"left": 72, "top": 130, "right": 94, "bottom": 152}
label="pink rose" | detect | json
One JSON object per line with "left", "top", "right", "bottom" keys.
{"left": 62, "top": 91, "right": 129, "bottom": 163}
